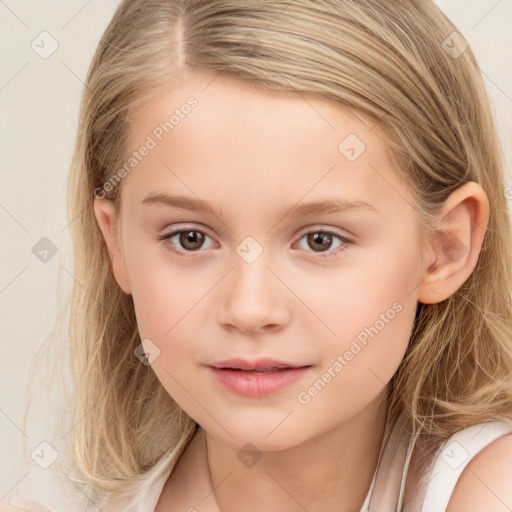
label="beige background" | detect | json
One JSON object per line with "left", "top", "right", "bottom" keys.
{"left": 1, "top": 1, "right": 511, "bottom": 509}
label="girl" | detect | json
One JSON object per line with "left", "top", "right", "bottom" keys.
{"left": 3, "top": 0, "right": 512, "bottom": 511}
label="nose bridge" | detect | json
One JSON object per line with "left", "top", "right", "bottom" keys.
{"left": 232, "top": 238, "right": 275, "bottom": 307}
{"left": 217, "top": 236, "right": 288, "bottom": 332}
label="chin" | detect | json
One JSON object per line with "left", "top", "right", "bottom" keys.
{"left": 201, "top": 417, "right": 310, "bottom": 452}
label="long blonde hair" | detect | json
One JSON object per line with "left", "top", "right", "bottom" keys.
{"left": 60, "top": 0, "right": 512, "bottom": 507}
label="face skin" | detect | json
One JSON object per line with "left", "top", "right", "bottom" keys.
{"left": 94, "top": 69, "right": 489, "bottom": 511}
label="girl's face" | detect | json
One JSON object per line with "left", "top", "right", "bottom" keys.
{"left": 97, "top": 70, "right": 426, "bottom": 450}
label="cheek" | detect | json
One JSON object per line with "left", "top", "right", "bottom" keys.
{"left": 127, "top": 248, "right": 221, "bottom": 397}
{"left": 126, "top": 221, "right": 420, "bottom": 425}
{"left": 130, "top": 259, "right": 206, "bottom": 401}
{"left": 132, "top": 276, "right": 206, "bottom": 357}
{"left": 303, "top": 244, "right": 419, "bottom": 399}
{"left": 297, "top": 240, "right": 418, "bottom": 344}
{"left": 125, "top": 236, "right": 208, "bottom": 338}
{"left": 297, "top": 296, "right": 416, "bottom": 425}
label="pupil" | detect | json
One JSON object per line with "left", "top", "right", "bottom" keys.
{"left": 309, "top": 232, "right": 332, "bottom": 252}
{"left": 181, "top": 231, "right": 204, "bottom": 250}
{"left": 177, "top": 231, "right": 333, "bottom": 252}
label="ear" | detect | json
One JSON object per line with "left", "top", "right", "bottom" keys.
{"left": 93, "top": 197, "right": 132, "bottom": 295}
{"left": 417, "top": 181, "right": 489, "bottom": 304}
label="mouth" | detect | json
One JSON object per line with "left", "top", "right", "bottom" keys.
{"left": 220, "top": 367, "right": 299, "bottom": 374}
{"left": 206, "top": 359, "right": 312, "bottom": 397}
{"left": 208, "top": 358, "right": 309, "bottom": 371}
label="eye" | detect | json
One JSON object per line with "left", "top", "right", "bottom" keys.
{"left": 158, "top": 228, "right": 216, "bottom": 256}
{"left": 158, "top": 226, "right": 352, "bottom": 258}
{"left": 294, "top": 229, "right": 351, "bottom": 257}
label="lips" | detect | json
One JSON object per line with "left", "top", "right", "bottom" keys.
{"left": 206, "top": 358, "right": 312, "bottom": 397}
{"left": 209, "top": 358, "right": 307, "bottom": 371}
{"left": 230, "top": 368, "right": 286, "bottom": 375}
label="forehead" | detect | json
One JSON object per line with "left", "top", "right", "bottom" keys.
{"left": 120, "top": 70, "right": 414, "bottom": 221}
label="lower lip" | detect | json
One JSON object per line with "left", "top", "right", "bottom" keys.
{"left": 207, "top": 366, "right": 311, "bottom": 397}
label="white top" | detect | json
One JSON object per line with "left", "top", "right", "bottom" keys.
{"left": 3, "top": 416, "right": 512, "bottom": 512}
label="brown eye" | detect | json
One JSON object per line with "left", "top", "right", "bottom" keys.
{"left": 178, "top": 230, "right": 205, "bottom": 251}
{"left": 295, "top": 229, "right": 351, "bottom": 257}
{"left": 306, "top": 232, "right": 334, "bottom": 252}
{"left": 160, "top": 228, "right": 215, "bottom": 255}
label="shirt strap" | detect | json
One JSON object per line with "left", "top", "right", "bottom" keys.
{"left": 421, "top": 420, "right": 512, "bottom": 511}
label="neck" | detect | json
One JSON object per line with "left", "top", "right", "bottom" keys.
{"left": 204, "top": 389, "right": 389, "bottom": 512}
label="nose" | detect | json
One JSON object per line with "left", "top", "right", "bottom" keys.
{"left": 217, "top": 252, "right": 290, "bottom": 334}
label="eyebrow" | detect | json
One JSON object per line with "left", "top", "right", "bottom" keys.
{"left": 141, "top": 192, "right": 378, "bottom": 217}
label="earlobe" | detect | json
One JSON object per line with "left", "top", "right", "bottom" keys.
{"left": 93, "top": 197, "right": 132, "bottom": 295}
{"left": 417, "top": 181, "right": 489, "bottom": 304}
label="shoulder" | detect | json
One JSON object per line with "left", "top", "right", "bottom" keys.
{"left": 446, "top": 432, "right": 512, "bottom": 511}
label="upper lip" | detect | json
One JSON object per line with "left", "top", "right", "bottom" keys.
{"left": 208, "top": 358, "right": 310, "bottom": 371}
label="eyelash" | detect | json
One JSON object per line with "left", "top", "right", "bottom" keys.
{"left": 157, "top": 226, "right": 352, "bottom": 259}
